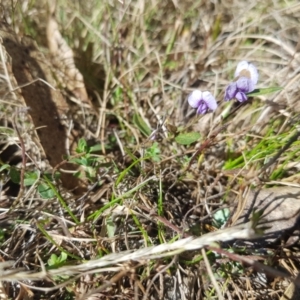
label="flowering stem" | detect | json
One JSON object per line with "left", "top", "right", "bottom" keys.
{"left": 184, "top": 123, "right": 229, "bottom": 172}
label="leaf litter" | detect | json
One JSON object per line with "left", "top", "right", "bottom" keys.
{"left": 0, "top": 0, "right": 300, "bottom": 299}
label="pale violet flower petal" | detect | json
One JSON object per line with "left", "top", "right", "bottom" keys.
{"left": 202, "top": 91, "right": 217, "bottom": 111}
{"left": 225, "top": 61, "right": 259, "bottom": 102}
{"left": 235, "top": 61, "right": 259, "bottom": 85}
{"left": 197, "top": 102, "right": 208, "bottom": 114}
{"left": 224, "top": 82, "right": 237, "bottom": 101}
{"left": 234, "top": 61, "right": 250, "bottom": 78}
{"left": 188, "top": 90, "right": 202, "bottom": 108}
{"left": 188, "top": 90, "right": 218, "bottom": 114}
{"left": 235, "top": 91, "right": 248, "bottom": 102}
{"left": 236, "top": 77, "right": 254, "bottom": 93}
{"left": 248, "top": 63, "right": 259, "bottom": 85}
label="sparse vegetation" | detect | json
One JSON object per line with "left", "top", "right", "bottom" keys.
{"left": 1, "top": 0, "right": 300, "bottom": 299}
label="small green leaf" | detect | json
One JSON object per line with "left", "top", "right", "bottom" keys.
{"left": 59, "top": 252, "right": 68, "bottom": 263}
{"left": 85, "top": 166, "right": 96, "bottom": 178}
{"left": 24, "top": 171, "right": 38, "bottom": 186}
{"left": 247, "top": 87, "right": 282, "bottom": 97}
{"left": 9, "top": 167, "right": 20, "bottom": 184}
{"left": 48, "top": 254, "right": 58, "bottom": 266}
{"left": 47, "top": 252, "right": 68, "bottom": 268}
{"left": 10, "top": 169, "right": 39, "bottom": 186}
{"left": 73, "top": 170, "right": 81, "bottom": 178}
{"left": 38, "top": 183, "right": 55, "bottom": 199}
{"left": 112, "top": 86, "right": 123, "bottom": 105}
{"left": 133, "top": 113, "right": 151, "bottom": 136}
{"left": 69, "top": 157, "right": 84, "bottom": 164}
{"left": 106, "top": 216, "right": 116, "bottom": 238}
{"left": 0, "top": 164, "right": 10, "bottom": 172}
{"left": 43, "top": 172, "right": 60, "bottom": 181}
{"left": 145, "top": 142, "right": 161, "bottom": 162}
{"left": 79, "top": 157, "right": 89, "bottom": 166}
{"left": 213, "top": 208, "right": 230, "bottom": 228}
{"left": 175, "top": 132, "right": 201, "bottom": 145}
{"left": 76, "top": 138, "right": 87, "bottom": 153}
{"left": 89, "top": 144, "right": 101, "bottom": 152}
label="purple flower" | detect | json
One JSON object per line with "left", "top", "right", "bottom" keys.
{"left": 188, "top": 90, "right": 218, "bottom": 114}
{"left": 224, "top": 61, "right": 259, "bottom": 102}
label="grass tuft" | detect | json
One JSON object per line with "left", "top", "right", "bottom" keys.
{"left": 1, "top": 0, "right": 300, "bottom": 299}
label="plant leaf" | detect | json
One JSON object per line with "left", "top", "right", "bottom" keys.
{"left": 0, "top": 164, "right": 10, "bottom": 172}
{"left": 133, "top": 113, "right": 151, "bottom": 136}
{"left": 59, "top": 252, "right": 68, "bottom": 263}
{"left": 247, "top": 86, "right": 282, "bottom": 97}
{"left": 76, "top": 138, "right": 87, "bottom": 153}
{"left": 9, "top": 167, "right": 20, "bottom": 184}
{"left": 175, "top": 132, "right": 201, "bottom": 145}
{"left": 213, "top": 208, "right": 230, "bottom": 228}
{"left": 106, "top": 216, "right": 116, "bottom": 238}
{"left": 9, "top": 168, "right": 39, "bottom": 186}
{"left": 24, "top": 171, "right": 39, "bottom": 186}
{"left": 89, "top": 144, "right": 102, "bottom": 152}
{"left": 48, "top": 254, "right": 58, "bottom": 266}
{"left": 38, "top": 183, "right": 56, "bottom": 199}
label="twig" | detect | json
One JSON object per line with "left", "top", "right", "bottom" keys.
{"left": 202, "top": 248, "right": 224, "bottom": 300}
{"left": 142, "top": 255, "right": 177, "bottom": 300}
{"left": 208, "top": 246, "right": 299, "bottom": 284}
{"left": 184, "top": 123, "right": 228, "bottom": 172}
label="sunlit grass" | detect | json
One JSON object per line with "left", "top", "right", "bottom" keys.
{"left": 1, "top": 0, "right": 300, "bottom": 299}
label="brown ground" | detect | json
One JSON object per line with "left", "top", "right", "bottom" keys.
{"left": 1, "top": 1, "right": 300, "bottom": 299}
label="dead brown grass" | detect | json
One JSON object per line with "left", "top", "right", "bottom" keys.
{"left": 0, "top": 0, "right": 300, "bottom": 299}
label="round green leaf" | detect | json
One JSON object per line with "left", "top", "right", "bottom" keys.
{"left": 9, "top": 167, "right": 20, "bottom": 184}
{"left": 38, "top": 183, "right": 55, "bottom": 199}
{"left": 175, "top": 132, "right": 201, "bottom": 145}
{"left": 24, "top": 171, "right": 38, "bottom": 186}
{"left": 213, "top": 208, "right": 230, "bottom": 228}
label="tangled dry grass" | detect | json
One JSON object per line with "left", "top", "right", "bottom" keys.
{"left": 1, "top": 0, "right": 300, "bottom": 299}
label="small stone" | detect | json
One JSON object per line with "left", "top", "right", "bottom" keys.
{"left": 235, "top": 187, "right": 300, "bottom": 245}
